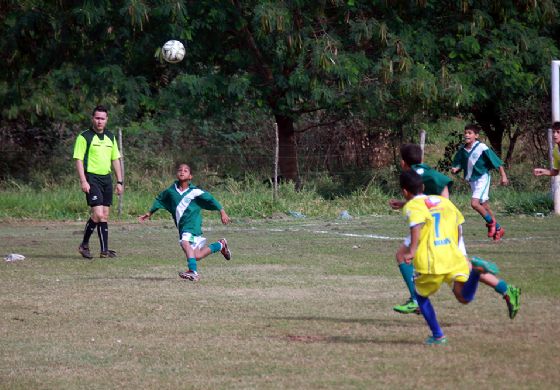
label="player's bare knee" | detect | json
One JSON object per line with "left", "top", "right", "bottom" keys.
{"left": 91, "top": 212, "right": 104, "bottom": 222}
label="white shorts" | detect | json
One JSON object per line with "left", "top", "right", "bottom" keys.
{"left": 469, "top": 173, "right": 491, "bottom": 203}
{"left": 179, "top": 232, "right": 207, "bottom": 250}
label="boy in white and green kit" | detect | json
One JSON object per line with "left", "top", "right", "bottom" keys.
{"left": 138, "top": 163, "right": 231, "bottom": 281}
{"left": 451, "top": 124, "right": 509, "bottom": 241}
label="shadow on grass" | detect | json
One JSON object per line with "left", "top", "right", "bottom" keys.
{"left": 269, "top": 315, "right": 420, "bottom": 327}
{"left": 81, "top": 276, "right": 173, "bottom": 282}
{"left": 276, "top": 333, "right": 418, "bottom": 345}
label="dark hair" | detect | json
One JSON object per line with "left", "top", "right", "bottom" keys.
{"left": 464, "top": 123, "right": 480, "bottom": 134}
{"left": 552, "top": 122, "right": 560, "bottom": 131}
{"left": 176, "top": 162, "right": 191, "bottom": 171}
{"left": 92, "top": 105, "right": 108, "bottom": 116}
{"left": 400, "top": 143, "right": 423, "bottom": 165}
{"left": 400, "top": 170, "right": 424, "bottom": 195}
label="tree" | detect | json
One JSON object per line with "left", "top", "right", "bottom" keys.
{"left": 3, "top": 0, "right": 560, "bottom": 182}
{"left": 430, "top": 0, "right": 560, "bottom": 157}
{"left": 155, "top": 0, "right": 472, "bottom": 181}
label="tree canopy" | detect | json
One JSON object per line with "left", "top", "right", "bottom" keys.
{"left": 2, "top": 0, "right": 559, "bottom": 181}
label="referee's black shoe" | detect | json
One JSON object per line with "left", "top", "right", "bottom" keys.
{"left": 78, "top": 244, "right": 93, "bottom": 259}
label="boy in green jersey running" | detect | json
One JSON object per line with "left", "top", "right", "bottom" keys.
{"left": 451, "top": 124, "right": 509, "bottom": 241}
{"left": 138, "top": 163, "right": 231, "bottom": 281}
{"left": 389, "top": 144, "right": 520, "bottom": 319}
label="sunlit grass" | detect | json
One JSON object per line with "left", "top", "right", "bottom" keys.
{"left": 1, "top": 215, "right": 559, "bottom": 388}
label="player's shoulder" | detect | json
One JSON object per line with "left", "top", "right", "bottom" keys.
{"left": 404, "top": 195, "right": 429, "bottom": 211}
{"left": 412, "top": 163, "right": 431, "bottom": 175}
{"left": 423, "top": 195, "right": 446, "bottom": 208}
{"left": 103, "top": 129, "right": 116, "bottom": 142}
{"left": 78, "top": 128, "right": 94, "bottom": 138}
{"left": 477, "top": 141, "right": 490, "bottom": 151}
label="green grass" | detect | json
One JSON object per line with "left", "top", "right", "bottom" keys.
{"left": 1, "top": 215, "right": 559, "bottom": 389}
{"left": 0, "top": 177, "right": 554, "bottom": 221}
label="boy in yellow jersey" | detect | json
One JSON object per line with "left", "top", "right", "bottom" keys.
{"left": 391, "top": 144, "right": 521, "bottom": 319}
{"left": 533, "top": 122, "right": 560, "bottom": 178}
{"left": 400, "top": 170, "right": 501, "bottom": 345}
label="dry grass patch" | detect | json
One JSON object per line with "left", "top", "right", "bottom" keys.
{"left": 1, "top": 216, "right": 560, "bottom": 389}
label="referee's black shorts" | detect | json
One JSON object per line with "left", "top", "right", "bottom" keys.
{"left": 85, "top": 173, "right": 113, "bottom": 207}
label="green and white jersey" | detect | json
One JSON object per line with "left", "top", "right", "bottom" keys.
{"left": 411, "top": 163, "right": 453, "bottom": 196}
{"left": 452, "top": 141, "right": 503, "bottom": 182}
{"left": 73, "top": 129, "right": 121, "bottom": 175}
{"left": 149, "top": 182, "right": 222, "bottom": 236}
{"left": 553, "top": 144, "right": 560, "bottom": 170}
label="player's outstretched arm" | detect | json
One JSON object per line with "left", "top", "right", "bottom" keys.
{"left": 534, "top": 167, "right": 559, "bottom": 177}
{"left": 138, "top": 212, "right": 152, "bottom": 223}
{"left": 388, "top": 199, "right": 405, "bottom": 210}
{"left": 499, "top": 166, "right": 509, "bottom": 186}
{"left": 220, "top": 209, "right": 230, "bottom": 225}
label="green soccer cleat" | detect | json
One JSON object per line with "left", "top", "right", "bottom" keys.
{"left": 425, "top": 336, "right": 448, "bottom": 346}
{"left": 470, "top": 256, "right": 500, "bottom": 275}
{"left": 393, "top": 298, "right": 420, "bottom": 315}
{"left": 504, "top": 285, "right": 521, "bottom": 319}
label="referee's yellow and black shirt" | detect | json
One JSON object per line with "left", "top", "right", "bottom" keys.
{"left": 73, "top": 129, "right": 121, "bottom": 175}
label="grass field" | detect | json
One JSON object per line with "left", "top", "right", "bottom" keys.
{"left": 1, "top": 214, "right": 560, "bottom": 389}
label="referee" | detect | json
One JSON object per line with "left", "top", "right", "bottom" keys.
{"left": 73, "top": 105, "right": 123, "bottom": 259}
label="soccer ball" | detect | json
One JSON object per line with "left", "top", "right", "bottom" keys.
{"left": 161, "top": 40, "right": 185, "bottom": 63}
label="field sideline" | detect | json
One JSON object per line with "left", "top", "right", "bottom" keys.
{"left": 1, "top": 215, "right": 559, "bottom": 389}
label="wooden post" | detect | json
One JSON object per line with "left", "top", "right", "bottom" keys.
{"left": 118, "top": 128, "right": 124, "bottom": 218}
{"left": 551, "top": 60, "right": 560, "bottom": 214}
{"left": 273, "top": 122, "right": 279, "bottom": 201}
{"left": 419, "top": 129, "right": 426, "bottom": 160}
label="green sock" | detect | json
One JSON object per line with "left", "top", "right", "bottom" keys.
{"left": 187, "top": 258, "right": 197, "bottom": 272}
{"left": 398, "top": 263, "right": 417, "bottom": 302}
{"left": 495, "top": 279, "right": 508, "bottom": 295}
{"left": 209, "top": 242, "right": 222, "bottom": 254}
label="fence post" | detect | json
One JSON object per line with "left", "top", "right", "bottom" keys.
{"left": 118, "top": 128, "right": 124, "bottom": 218}
{"left": 419, "top": 129, "right": 426, "bottom": 160}
{"left": 551, "top": 60, "right": 560, "bottom": 215}
{"left": 273, "top": 122, "right": 279, "bottom": 201}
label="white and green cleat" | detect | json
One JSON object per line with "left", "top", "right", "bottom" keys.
{"left": 425, "top": 336, "right": 448, "bottom": 346}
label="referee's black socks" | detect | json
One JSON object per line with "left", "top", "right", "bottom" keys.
{"left": 82, "top": 218, "right": 98, "bottom": 247}
{"left": 97, "top": 222, "right": 109, "bottom": 253}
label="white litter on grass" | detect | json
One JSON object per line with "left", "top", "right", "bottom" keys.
{"left": 4, "top": 253, "right": 25, "bottom": 262}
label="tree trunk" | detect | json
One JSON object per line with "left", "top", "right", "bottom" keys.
{"left": 504, "top": 128, "right": 521, "bottom": 166}
{"left": 473, "top": 106, "right": 504, "bottom": 157}
{"left": 274, "top": 114, "right": 299, "bottom": 184}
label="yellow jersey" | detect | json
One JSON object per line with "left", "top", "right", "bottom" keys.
{"left": 402, "top": 195, "right": 466, "bottom": 275}
{"left": 553, "top": 144, "right": 560, "bottom": 171}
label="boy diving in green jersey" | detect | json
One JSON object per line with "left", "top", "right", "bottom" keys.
{"left": 389, "top": 144, "right": 520, "bottom": 319}
{"left": 138, "top": 163, "right": 232, "bottom": 281}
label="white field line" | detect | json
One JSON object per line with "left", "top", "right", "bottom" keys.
{"left": 204, "top": 224, "right": 550, "bottom": 243}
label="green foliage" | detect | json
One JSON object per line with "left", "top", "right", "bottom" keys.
{"left": 2, "top": 0, "right": 560, "bottom": 184}
{"left": 501, "top": 191, "right": 554, "bottom": 215}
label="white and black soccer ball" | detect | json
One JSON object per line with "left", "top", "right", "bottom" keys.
{"left": 161, "top": 40, "right": 185, "bottom": 63}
